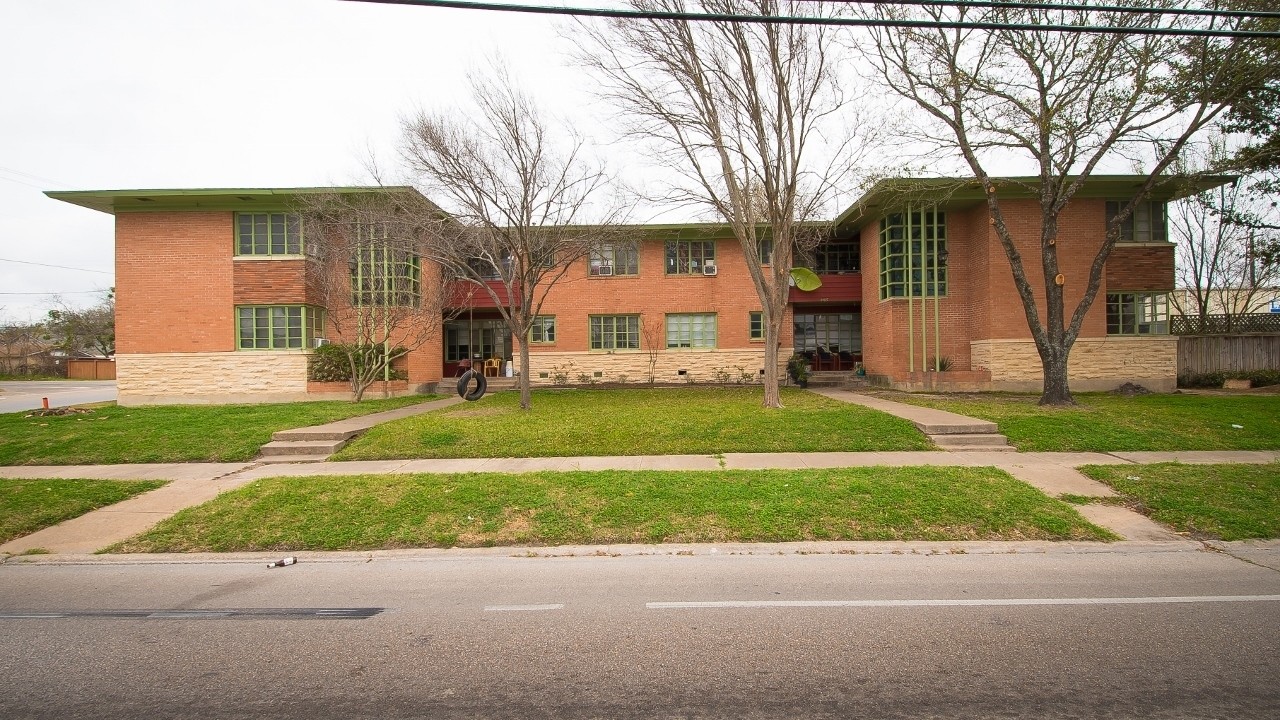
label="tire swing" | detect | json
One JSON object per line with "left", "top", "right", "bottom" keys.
{"left": 456, "top": 368, "right": 487, "bottom": 401}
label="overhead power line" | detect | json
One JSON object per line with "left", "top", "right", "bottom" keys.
{"left": 0, "top": 290, "right": 106, "bottom": 296}
{"left": 0, "top": 258, "right": 112, "bottom": 275}
{"left": 342, "top": 0, "right": 1280, "bottom": 38}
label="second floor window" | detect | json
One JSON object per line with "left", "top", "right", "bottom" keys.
{"left": 589, "top": 242, "right": 639, "bottom": 276}
{"left": 351, "top": 230, "right": 420, "bottom": 307}
{"left": 879, "top": 210, "right": 947, "bottom": 299}
{"left": 812, "top": 242, "right": 859, "bottom": 273}
{"left": 665, "top": 240, "right": 716, "bottom": 275}
{"left": 236, "top": 213, "right": 302, "bottom": 256}
{"left": 1106, "top": 200, "right": 1168, "bottom": 243}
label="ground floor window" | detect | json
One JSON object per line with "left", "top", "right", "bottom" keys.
{"left": 445, "top": 319, "right": 510, "bottom": 362}
{"left": 749, "top": 311, "right": 764, "bottom": 341}
{"left": 1107, "top": 292, "right": 1169, "bottom": 335}
{"left": 794, "top": 312, "right": 861, "bottom": 353}
{"left": 530, "top": 316, "right": 556, "bottom": 344}
{"left": 590, "top": 315, "right": 640, "bottom": 350}
{"left": 236, "top": 305, "right": 323, "bottom": 350}
{"left": 666, "top": 313, "right": 717, "bottom": 349}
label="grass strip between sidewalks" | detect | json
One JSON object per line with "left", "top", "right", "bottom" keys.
{"left": 1, "top": 478, "right": 167, "bottom": 545}
{"left": 335, "top": 387, "right": 931, "bottom": 460}
{"left": 1077, "top": 463, "right": 1280, "bottom": 541}
{"left": 109, "top": 467, "right": 1114, "bottom": 552}
{"left": 0, "top": 396, "right": 436, "bottom": 466}
{"left": 887, "top": 393, "right": 1280, "bottom": 452}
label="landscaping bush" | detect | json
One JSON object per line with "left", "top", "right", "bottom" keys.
{"left": 1178, "top": 370, "right": 1280, "bottom": 389}
{"left": 307, "top": 343, "right": 407, "bottom": 382}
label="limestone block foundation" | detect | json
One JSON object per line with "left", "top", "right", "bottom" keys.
{"left": 117, "top": 352, "right": 311, "bottom": 405}
{"left": 970, "top": 337, "right": 1178, "bottom": 392}
{"left": 525, "top": 348, "right": 793, "bottom": 386}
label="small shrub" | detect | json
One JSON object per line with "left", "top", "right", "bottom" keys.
{"left": 712, "top": 367, "right": 733, "bottom": 384}
{"left": 1178, "top": 370, "right": 1280, "bottom": 389}
{"left": 550, "top": 362, "right": 573, "bottom": 386}
{"left": 308, "top": 343, "right": 407, "bottom": 382}
{"left": 615, "top": 374, "right": 629, "bottom": 384}
{"left": 577, "top": 372, "right": 598, "bottom": 386}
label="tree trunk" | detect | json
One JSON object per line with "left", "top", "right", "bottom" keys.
{"left": 1038, "top": 346, "right": 1075, "bottom": 406}
{"left": 518, "top": 340, "right": 532, "bottom": 410}
{"left": 762, "top": 337, "right": 781, "bottom": 408}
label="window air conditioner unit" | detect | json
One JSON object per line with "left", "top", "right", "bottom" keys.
{"left": 702, "top": 262, "right": 718, "bottom": 276}
{"left": 598, "top": 265, "right": 614, "bottom": 276}
{"left": 312, "top": 338, "right": 329, "bottom": 348}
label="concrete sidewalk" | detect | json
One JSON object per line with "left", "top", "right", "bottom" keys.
{"left": 3, "top": 449, "right": 1277, "bottom": 556}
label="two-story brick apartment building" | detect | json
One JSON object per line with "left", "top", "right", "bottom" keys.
{"left": 48, "top": 176, "right": 1216, "bottom": 405}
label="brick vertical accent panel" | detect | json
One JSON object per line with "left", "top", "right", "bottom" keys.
{"left": 232, "top": 259, "right": 309, "bottom": 304}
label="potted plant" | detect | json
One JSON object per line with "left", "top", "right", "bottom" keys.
{"left": 786, "top": 353, "right": 812, "bottom": 388}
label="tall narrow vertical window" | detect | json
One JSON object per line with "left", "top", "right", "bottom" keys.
{"left": 350, "top": 224, "right": 420, "bottom": 307}
{"left": 879, "top": 210, "right": 947, "bottom": 299}
{"left": 236, "top": 213, "right": 302, "bottom": 256}
{"left": 749, "top": 311, "right": 764, "bottom": 341}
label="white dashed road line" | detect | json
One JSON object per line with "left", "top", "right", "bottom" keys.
{"left": 647, "top": 595, "right": 1280, "bottom": 610}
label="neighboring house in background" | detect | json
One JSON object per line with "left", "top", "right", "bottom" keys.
{"left": 47, "top": 175, "right": 1225, "bottom": 405}
{"left": 1170, "top": 287, "right": 1280, "bottom": 317}
{"left": 0, "top": 327, "right": 58, "bottom": 376}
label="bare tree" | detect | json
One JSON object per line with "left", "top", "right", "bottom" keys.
{"left": 401, "top": 65, "right": 629, "bottom": 410}
{"left": 1173, "top": 172, "right": 1280, "bottom": 329}
{"left": 45, "top": 292, "right": 115, "bottom": 359}
{"left": 576, "top": 0, "right": 865, "bottom": 409}
{"left": 862, "top": 2, "right": 1269, "bottom": 404}
{"left": 297, "top": 189, "right": 453, "bottom": 402}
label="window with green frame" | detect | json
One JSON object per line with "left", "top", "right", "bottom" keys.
{"left": 749, "top": 311, "right": 764, "bottom": 341}
{"left": 236, "top": 213, "right": 302, "bottom": 256}
{"left": 1106, "top": 200, "right": 1168, "bottom": 243}
{"left": 350, "top": 227, "right": 420, "bottom": 307}
{"left": 236, "top": 306, "right": 324, "bottom": 350}
{"left": 665, "top": 240, "right": 716, "bottom": 274}
{"left": 1106, "top": 292, "right": 1169, "bottom": 335}
{"left": 530, "top": 316, "right": 556, "bottom": 344}
{"left": 589, "top": 315, "right": 639, "bottom": 350}
{"left": 879, "top": 209, "right": 947, "bottom": 299}
{"left": 666, "top": 313, "right": 716, "bottom": 349}
{"left": 589, "top": 241, "right": 639, "bottom": 276}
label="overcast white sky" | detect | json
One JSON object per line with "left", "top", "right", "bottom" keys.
{"left": 1, "top": 0, "right": 635, "bottom": 321}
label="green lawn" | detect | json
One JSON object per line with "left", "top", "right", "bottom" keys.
{"left": 2, "top": 478, "right": 166, "bottom": 545}
{"left": 0, "top": 396, "right": 437, "bottom": 466}
{"left": 1078, "top": 463, "right": 1280, "bottom": 541}
{"left": 887, "top": 392, "right": 1280, "bottom": 451}
{"left": 335, "top": 387, "right": 930, "bottom": 460}
{"left": 108, "top": 467, "right": 1112, "bottom": 552}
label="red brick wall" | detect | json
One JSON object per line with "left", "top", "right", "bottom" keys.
{"left": 116, "top": 211, "right": 234, "bottom": 353}
{"left": 1105, "top": 245, "right": 1175, "bottom": 291}
{"left": 232, "top": 260, "right": 309, "bottom": 304}
{"left": 530, "top": 236, "right": 793, "bottom": 353}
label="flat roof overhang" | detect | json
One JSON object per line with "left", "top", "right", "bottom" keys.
{"left": 833, "top": 174, "right": 1238, "bottom": 237}
{"left": 44, "top": 186, "right": 426, "bottom": 215}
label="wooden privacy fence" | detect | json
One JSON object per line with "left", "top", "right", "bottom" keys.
{"left": 67, "top": 358, "right": 116, "bottom": 380}
{"left": 1177, "top": 335, "right": 1280, "bottom": 375}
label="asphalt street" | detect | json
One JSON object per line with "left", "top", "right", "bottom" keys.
{"left": 2, "top": 547, "right": 1278, "bottom": 719}
{"left": 0, "top": 380, "right": 117, "bottom": 414}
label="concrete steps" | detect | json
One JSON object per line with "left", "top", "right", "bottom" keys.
{"left": 805, "top": 372, "right": 868, "bottom": 390}
{"left": 929, "top": 432, "right": 1015, "bottom": 452}
{"left": 258, "top": 439, "right": 350, "bottom": 464}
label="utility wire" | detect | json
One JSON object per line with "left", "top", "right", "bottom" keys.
{"left": 0, "top": 258, "right": 112, "bottom": 275}
{"left": 342, "top": 0, "right": 1280, "bottom": 37}
{"left": 0, "top": 290, "right": 106, "bottom": 296}
{"left": 839, "top": 0, "right": 1280, "bottom": 21}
